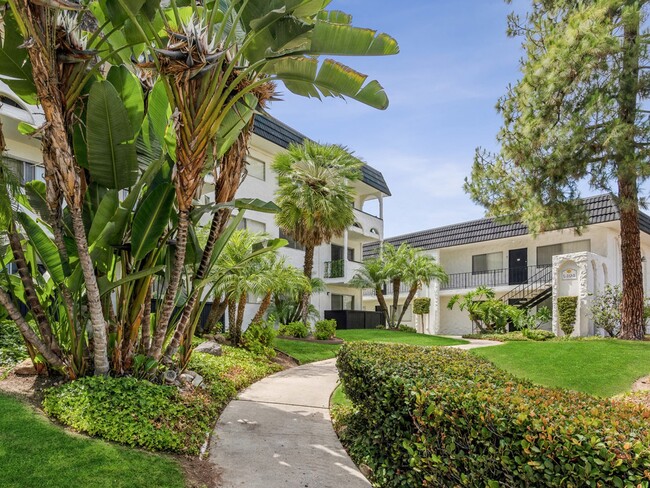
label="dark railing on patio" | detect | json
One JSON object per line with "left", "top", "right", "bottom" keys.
{"left": 441, "top": 265, "right": 551, "bottom": 290}
{"left": 324, "top": 310, "right": 385, "bottom": 329}
{"left": 324, "top": 259, "right": 345, "bottom": 279}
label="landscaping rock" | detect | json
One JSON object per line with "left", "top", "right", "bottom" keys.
{"left": 163, "top": 370, "right": 177, "bottom": 384}
{"left": 191, "top": 374, "right": 204, "bottom": 387}
{"left": 13, "top": 360, "right": 37, "bottom": 376}
{"left": 179, "top": 373, "right": 194, "bottom": 384}
{"left": 195, "top": 341, "right": 223, "bottom": 356}
{"left": 213, "top": 334, "right": 229, "bottom": 345}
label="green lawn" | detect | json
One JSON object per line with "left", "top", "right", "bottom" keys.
{"left": 274, "top": 329, "right": 467, "bottom": 364}
{"left": 473, "top": 339, "right": 650, "bottom": 397}
{"left": 0, "top": 394, "right": 185, "bottom": 488}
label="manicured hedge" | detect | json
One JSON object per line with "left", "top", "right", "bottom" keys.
{"left": 336, "top": 342, "right": 650, "bottom": 487}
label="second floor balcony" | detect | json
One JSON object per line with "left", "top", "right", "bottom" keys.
{"left": 323, "top": 259, "right": 363, "bottom": 284}
{"left": 441, "top": 265, "right": 552, "bottom": 291}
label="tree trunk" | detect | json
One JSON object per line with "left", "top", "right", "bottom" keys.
{"left": 617, "top": 9, "right": 645, "bottom": 340}
{"left": 140, "top": 282, "right": 152, "bottom": 353}
{"left": 0, "top": 288, "right": 66, "bottom": 371}
{"left": 7, "top": 229, "right": 60, "bottom": 354}
{"left": 227, "top": 299, "right": 237, "bottom": 344}
{"left": 70, "top": 207, "right": 110, "bottom": 375}
{"left": 205, "top": 297, "right": 228, "bottom": 334}
{"left": 390, "top": 278, "right": 401, "bottom": 328}
{"left": 251, "top": 292, "right": 272, "bottom": 324}
{"left": 375, "top": 288, "right": 390, "bottom": 328}
{"left": 397, "top": 286, "right": 418, "bottom": 326}
{"left": 149, "top": 210, "right": 190, "bottom": 360}
{"left": 301, "top": 245, "right": 315, "bottom": 325}
{"left": 234, "top": 293, "right": 247, "bottom": 346}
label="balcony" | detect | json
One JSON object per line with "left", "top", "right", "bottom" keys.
{"left": 363, "top": 282, "right": 410, "bottom": 297}
{"left": 441, "top": 265, "right": 551, "bottom": 291}
{"left": 349, "top": 208, "right": 382, "bottom": 240}
{"left": 323, "top": 259, "right": 362, "bottom": 284}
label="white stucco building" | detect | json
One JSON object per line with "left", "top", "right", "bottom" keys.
{"left": 0, "top": 83, "right": 391, "bottom": 328}
{"left": 363, "top": 195, "right": 650, "bottom": 337}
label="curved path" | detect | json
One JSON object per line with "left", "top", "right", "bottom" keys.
{"left": 210, "top": 358, "right": 370, "bottom": 488}
{"left": 209, "top": 338, "right": 501, "bottom": 487}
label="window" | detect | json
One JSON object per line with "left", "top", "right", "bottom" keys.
{"left": 21, "top": 161, "right": 44, "bottom": 184}
{"left": 279, "top": 229, "right": 304, "bottom": 251}
{"left": 246, "top": 156, "right": 265, "bottom": 181}
{"left": 331, "top": 294, "right": 354, "bottom": 310}
{"left": 537, "top": 240, "right": 590, "bottom": 267}
{"left": 472, "top": 252, "right": 503, "bottom": 274}
{"left": 347, "top": 247, "right": 355, "bottom": 262}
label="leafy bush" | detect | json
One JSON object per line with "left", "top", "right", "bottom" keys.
{"left": 590, "top": 285, "right": 622, "bottom": 337}
{"left": 278, "top": 321, "right": 309, "bottom": 338}
{"left": 43, "top": 377, "right": 219, "bottom": 454}
{"left": 243, "top": 321, "right": 277, "bottom": 357}
{"left": 412, "top": 297, "right": 430, "bottom": 315}
{"left": 397, "top": 324, "right": 417, "bottom": 333}
{"left": 558, "top": 296, "right": 578, "bottom": 336}
{"left": 521, "top": 328, "right": 556, "bottom": 341}
{"left": 0, "top": 320, "right": 28, "bottom": 367}
{"left": 336, "top": 342, "right": 650, "bottom": 488}
{"left": 314, "top": 319, "right": 337, "bottom": 340}
{"left": 448, "top": 287, "right": 522, "bottom": 333}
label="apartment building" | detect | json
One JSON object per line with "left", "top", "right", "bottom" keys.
{"left": 364, "top": 195, "right": 650, "bottom": 337}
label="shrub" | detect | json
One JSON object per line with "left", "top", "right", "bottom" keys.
{"left": 521, "top": 328, "right": 555, "bottom": 341}
{"left": 43, "top": 377, "right": 219, "bottom": 454}
{"left": 0, "top": 320, "right": 28, "bottom": 367}
{"left": 314, "top": 319, "right": 337, "bottom": 340}
{"left": 243, "top": 321, "right": 277, "bottom": 357}
{"left": 412, "top": 297, "right": 431, "bottom": 315}
{"left": 558, "top": 296, "right": 578, "bottom": 336}
{"left": 397, "top": 324, "right": 417, "bottom": 333}
{"left": 278, "top": 321, "right": 309, "bottom": 338}
{"left": 590, "top": 285, "right": 622, "bottom": 337}
{"left": 336, "top": 342, "right": 650, "bottom": 488}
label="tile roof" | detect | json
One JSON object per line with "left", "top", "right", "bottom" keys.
{"left": 252, "top": 114, "right": 391, "bottom": 196}
{"left": 364, "top": 194, "right": 650, "bottom": 258}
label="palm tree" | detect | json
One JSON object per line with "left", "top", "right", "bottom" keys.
{"left": 350, "top": 257, "right": 390, "bottom": 323}
{"left": 396, "top": 253, "right": 447, "bottom": 326}
{"left": 274, "top": 142, "right": 362, "bottom": 324}
{"left": 250, "top": 255, "right": 309, "bottom": 325}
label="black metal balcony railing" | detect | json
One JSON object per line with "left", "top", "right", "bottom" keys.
{"left": 441, "top": 265, "right": 551, "bottom": 290}
{"left": 324, "top": 260, "right": 345, "bottom": 279}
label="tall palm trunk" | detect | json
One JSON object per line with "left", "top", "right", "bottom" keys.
{"left": 233, "top": 293, "right": 247, "bottom": 346}
{"left": 149, "top": 210, "right": 190, "bottom": 359}
{"left": 165, "top": 126, "right": 252, "bottom": 360}
{"left": 375, "top": 287, "right": 390, "bottom": 327}
{"left": 227, "top": 298, "right": 236, "bottom": 342}
{"left": 301, "top": 245, "right": 315, "bottom": 325}
{"left": 140, "top": 282, "right": 152, "bottom": 352}
{"left": 205, "top": 297, "right": 228, "bottom": 334}
{"left": 617, "top": 11, "right": 644, "bottom": 340}
{"left": 18, "top": 9, "right": 110, "bottom": 375}
{"left": 390, "top": 278, "right": 401, "bottom": 328}
{"left": 251, "top": 292, "right": 272, "bottom": 324}
{"left": 397, "top": 285, "right": 418, "bottom": 326}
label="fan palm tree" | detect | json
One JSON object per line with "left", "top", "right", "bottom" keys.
{"left": 274, "top": 141, "right": 362, "bottom": 324}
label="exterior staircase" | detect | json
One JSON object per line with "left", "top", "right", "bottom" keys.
{"left": 500, "top": 266, "right": 552, "bottom": 310}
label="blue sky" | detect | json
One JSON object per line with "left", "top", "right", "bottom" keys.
{"left": 267, "top": 1, "right": 527, "bottom": 237}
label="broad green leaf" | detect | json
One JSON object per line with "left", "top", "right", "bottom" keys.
{"left": 0, "top": 13, "right": 37, "bottom": 104}
{"left": 88, "top": 190, "right": 119, "bottom": 243}
{"left": 147, "top": 80, "right": 171, "bottom": 149}
{"left": 98, "top": 265, "right": 164, "bottom": 297}
{"left": 265, "top": 57, "right": 390, "bottom": 109}
{"left": 107, "top": 65, "right": 145, "bottom": 132}
{"left": 317, "top": 10, "right": 352, "bottom": 24}
{"left": 131, "top": 183, "right": 175, "bottom": 261}
{"left": 87, "top": 80, "right": 138, "bottom": 189}
{"left": 101, "top": 0, "right": 146, "bottom": 27}
{"left": 17, "top": 122, "right": 37, "bottom": 135}
{"left": 23, "top": 181, "right": 49, "bottom": 220}
{"left": 309, "top": 21, "right": 399, "bottom": 56}
{"left": 234, "top": 198, "right": 281, "bottom": 213}
{"left": 17, "top": 212, "right": 65, "bottom": 284}
{"left": 215, "top": 97, "right": 257, "bottom": 157}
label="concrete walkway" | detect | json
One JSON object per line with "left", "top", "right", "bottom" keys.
{"left": 446, "top": 336, "right": 505, "bottom": 350}
{"left": 210, "top": 359, "right": 370, "bottom": 488}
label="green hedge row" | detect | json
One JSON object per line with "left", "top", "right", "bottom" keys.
{"left": 336, "top": 342, "right": 650, "bottom": 487}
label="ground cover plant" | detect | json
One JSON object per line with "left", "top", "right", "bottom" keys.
{"left": 0, "top": 394, "right": 184, "bottom": 488}
{"left": 463, "top": 330, "right": 556, "bottom": 342}
{"left": 0, "top": 320, "right": 27, "bottom": 368}
{"left": 273, "top": 329, "right": 466, "bottom": 363}
{"left": 43, "top": 347, "right": 281, "bottom": 454}
{"left": 473, "top": 339, "right": 650, "bottom": 397}
{"left": 336, "top": 342, "right": 650, "bottom": 488}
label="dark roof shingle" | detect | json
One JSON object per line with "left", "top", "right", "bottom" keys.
{"left": 252, "top": 114, "right": 391, "bottom": 196}
{"left": 364, "top": 194, "right": 649, "bottom": 258}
